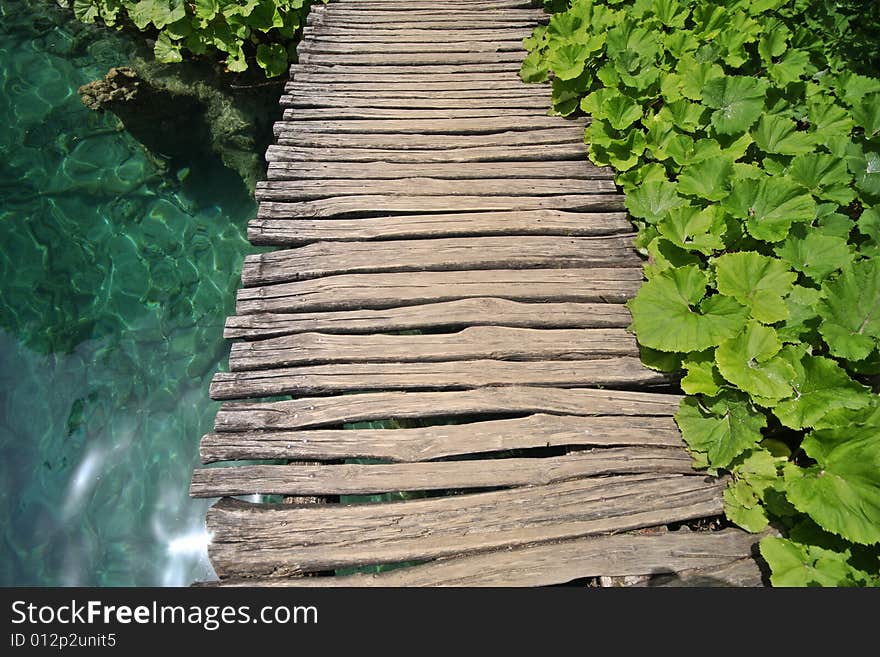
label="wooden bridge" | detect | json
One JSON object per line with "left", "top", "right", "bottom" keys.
{"left": 189, "top": 0, "right": 764, "bottom": 586}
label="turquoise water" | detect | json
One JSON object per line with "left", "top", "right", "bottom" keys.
{"left": 0, "top": 1, "right": 256, "bottom": 585}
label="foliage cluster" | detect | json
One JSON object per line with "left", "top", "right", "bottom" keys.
{"left": 523, "top": 0, "right": 880, "bottom": 585}
{"left": 70, "top": 0, "right": 326, "bottom": 76}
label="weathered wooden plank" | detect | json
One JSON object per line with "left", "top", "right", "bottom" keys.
{"left": 298, "top": 34, "right": 532, "bottom": 47}
{"left": 280, "top": 93, "right": 550, "bottom": 109}
{"left": 282, "top": 107, "right": 541, "bottom": 120}
{"left": 257, "top": 195, "right": 624, "bottom": 220}
{"left": 266, "top": 161, "right": 612, "bottom": 180}
{"left": 200, "top": 413, "right": 683, "bottom": 464}
{"left": 284, "top": 81, "right": 545, "bottom": 94}
{"left": 228, "top": 327, "right": 640, "bottom": 371}
{"left": 311, "top": 5, "right": 545, "bottom": 16}
{"left": 333, "top": 1, "right": 536, "bottom": 9}
{"left": 192, "top": 447, "right": 693, "bottom": 497}
{"left": 241, "top": 236, "right": 636, "bottom": 285}
{"left": 274, "top": 114, "right": 586, "bottom": 135}
{"left": 212, "top": 529, "right": 760, "bottom": 586}
{"left": 210, "top": 357, "right": 666, "bottom": 399}
{"left": 265, "top": 143, "right": 589, "bottom": 163}
{"left": 298, "top": 51, "right": 527, "bottom": 65}
{"left": 224, "top": 299, "right": 633, "bottom": 340}
{"left": 298, "top": 40, "right": 525, "bottom": 54}
{"left": 207, "top": 474, "right": 723, "bottom": 576}
{"left": 236, "top": 268, "right": 641, "bottom": 314}
{"left": 214, "top": 387, "right": 682, "bottom": 432}
{"left": 275, "top": 130, "right": 586, "bottom": 150}
{"left": 291, "top": 62, "right": 525, "bottom": 75}
{"left": 255, "top": 177, "right": 615, "bottom": 201}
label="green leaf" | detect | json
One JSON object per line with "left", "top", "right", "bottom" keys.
{"left": 581, "top": 89, "right": 643, "bottom": 130}
{"left": 715, "top": 321, "right": 797, "bottom": 402}
{"left": 652, "top": 0, "right": 688, "bottom": 28}
{"left": 777, "top": 285, "right": 822, "bottom": 343}
{"left": 818, "top": 259, "right": 880, "bottom": 361}
{"left": 768, "top": 49, "right": 811, "bottom": 87}
{"left": 852, "top": 93, "right": 880, "bottom": 139}
{"left": 194, "top": 0, "right": 219, "bottom": 21}
{"left": 701, "top": 75, "right": 769, "bottom": 135}
{"left": 625, "top": 180, "right": 686, "bottom": 223}
{"left": 547, "top": 43, "right": 588, "bottom": 81}
{"left": 256, "top": 43, "right": 288, "bottom": 78}
{"left": 784, "top": 426, "right": 880, "bottom": 545}
{"left": 722, "top": 176, "right": 816, "bottom": 242}
{"left": 681, "top": 350, "right": 724, "bottom": 396}
{"left": 773, "top": 349, "right": 872, "bottom": 430}
{"left": 788, "top": 153, "right": 854, "bottom": 205}
{"left": 628, "top": 265, "right": 749, "bottom": 352}
{"left": 605, "top": 23, "right": 659, "bottom": 74}
{"left": 714, "top": 252, "right": 796, "bottom": 323}
{"left": 519, "top": 50, "right": 549, "bottom": 83}
{"left": 677, "top": 56, "right": 724, "bottom": 101}
{"left": 73, "top": 0, "right": 101, "bottom": 22}
{"left": 758, "top": 22, "right": 789, "bottom": 62}
{"left": 752, "top": 115, "right": 816, "bottom": 155}
{"left": 774, "top": 231, "right": 852, "bottom": 282}
{"left": 759, "top": 536, "right": 872, "bottom": 587}
{"left": 662, "top": 99, "right": 706, "bottom": 133}
{"left": 724, "top": 479, "right": 769, "bottom": 532}
{"left": 846, "top": 144, "right": 880, "bottom": 199}
{"left": 589, "top": 128, "right": 646, "bottom": 171}
{"left": 657, "top": 204, "right": 726, "bottom": 254}
{"left": 807, "top": 97, "right": 854, "bottom": 138}
{"left": 677, "top": 157, "right": 734, "bottom": 201}
{"left": 675, "top": 391, "right": 767, "bottom": 468}
{"left": 551, "top": 74, "right": 589, "bottom": 116}
{"left": 153, "top": 31, "right": 183, "bottom": 63}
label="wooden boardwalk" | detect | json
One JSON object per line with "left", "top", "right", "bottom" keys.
{"left": 190, "top": 0, "right": 764, "bottom": 586}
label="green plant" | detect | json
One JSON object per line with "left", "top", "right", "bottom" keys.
{"left": 523, "top": 0, "right": 880, "bottom": 586}
{"left": 70, "top": 0, "right": 326, "bottom": 76}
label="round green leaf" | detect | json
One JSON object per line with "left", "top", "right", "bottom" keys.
{"left": 714, "top": 252, "right": 797, "bottom": 324}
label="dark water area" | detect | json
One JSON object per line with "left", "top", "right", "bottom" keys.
{"left": 0, "top": 0, "right": 257, "bottom": 585}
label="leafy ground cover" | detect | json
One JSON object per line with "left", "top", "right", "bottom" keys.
{"left": 523, "top": 0, "right": 880, "bottom": 585}
{"left": 69, "top": 0, "right": 326, "bottom": 76}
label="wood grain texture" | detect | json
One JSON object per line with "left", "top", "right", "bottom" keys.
{"left": 265, "top": 160, "right": 612, "bottom": 180}
{"left": 290, "top": 61, "right": 525, "bottom": 75}
{"left": 214, "top": 387, "right": 683, "bottom": 432}
{"left": 274, "top": 117, "right": 583, "bottom": 136}
{"left": 281, "top": 94, "right": 551, "bottom": 109}
{"left": 227, "top": 327, "right": 640, "bottom": 371}
{"left": 191, "top": 447, "right": 694, "bottom": 497}
{"left": 282, "top": 106, "right": 542, "bottom": 120}
{"left": 207, "top": 474, "right": 724, "bottom": 576}
{"left": 210, "top": 357, "right": 666, "bottom": 399}
{"left": 298, "top": 51, "right": 527, "bottom": 65}
{"left": 236, "top": 268, "right": 642, "bottom": 314}
{"left": 265, "top": 143, "right": 590, "bottom": 163}
{"left": 275, "top": 130, "right": 587, "bottom": 150}
{"left": 210, "top": 529, "right": 760, "bottom": 586}
{"left": 247, "top": 212, "right": 630, "bottom": 245}
{"left": 224, "top": 299, "right": 633, "bottom": 339}
{"left": 256, "top": 195, "right": 625, "bottom": 219}
{"left": 298, "top": 40, "right": 526, "bottom": 54}
{"left": 240, "top": 236, "right": 637, "bottom": 284}
{"left": 200, "top": 413, "right": 684, "bottom": 464}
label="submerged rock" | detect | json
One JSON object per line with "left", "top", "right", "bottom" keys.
{"left": 78, "top": 66, "right": 140, "bottom": 110}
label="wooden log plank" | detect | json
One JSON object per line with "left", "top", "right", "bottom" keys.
{"left": 207, "top": 474, "right": 723, "bottom": 576}
{"left": 214, "top": 387, "right": 682, "bottom": 432}
{"left": 275, "top": 131, "right": 586, "bottom": 150}
{"left": 257, "top": 195, "right": 625, "bottom": 220}
{"left": 210, "top": 357, "right": 666, "bottom": 399}
{"left": 274, "top": 114, "right": 586, "bottom": 135}
{"left": 200, "top": 413, "right": 683, "bottom": 464}
{"left": 280, "top": 94, "right": 550, "bottom": 109}
{"left": 240, "top": 236, "right": 637, "bottom": 285}
{"left": 254, "top": 178, "right": 616, "bottom": 201}
{"left": 265, "top": 143, "right": 589, "bottom": 163}
{"left": 211, "top": 529, "right": 760, "bottom": 587}
{"left": 290, "top": 62, "right": 525, "bottom": 75}
{"left": 236, "top": 268, "right": 641, "bottom": 314}
{"left": 284, "top": 81, "right": 546, "bottom": 94}
{"left": 311, "top": 5, "right": 545, "bottom": 16}
{"left": 298, "top": 40, "right": 526, "bottom": 54}
{"left": 228, "top": 327, "right": 640, "bottom": 371}
{"left": 298, "top": 51, "right": 527, "bottom": 65}
{"left": 224, "top": 300, "right": 632, "bottom": 340}
{"left": 281, "top": 107, "right": 541, "bottom": 120}
{"left": 247, "top": 211, "right": 631, "bottom": 247}
{"left": 265, "top": 161, "right": 613, "bottom": 181}
{"left": 298, "top": 33, "right": 532, "bottom": 46}
{"left": 191, "top": 447, "right": 694, "bottom": 497}
{"left": 333, "top": 1, "right": 537, "bottom": 9}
